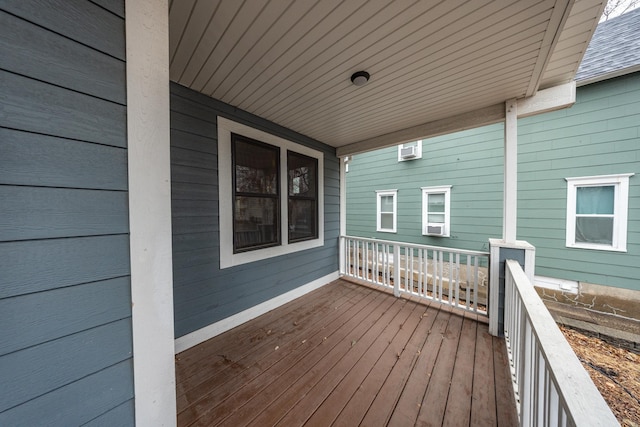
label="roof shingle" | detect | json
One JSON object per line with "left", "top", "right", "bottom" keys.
{"left": 576, "top": 7, "right": 640, "bottom": 83}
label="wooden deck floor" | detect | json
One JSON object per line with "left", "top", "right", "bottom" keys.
{"left": 175, "top": 279, "right": 518, "bottom": 427}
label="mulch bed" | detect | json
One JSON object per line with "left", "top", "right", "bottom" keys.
{"left": 561, "top": 326, "right": 640, "bottom": 427}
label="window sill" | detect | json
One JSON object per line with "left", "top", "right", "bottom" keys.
{"left": 566, "top": 243, "right": 627, "bottom": 253}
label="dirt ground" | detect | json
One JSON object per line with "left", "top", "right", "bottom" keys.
{"left": 561, "top": 326, "right": 640, "bottom": 426}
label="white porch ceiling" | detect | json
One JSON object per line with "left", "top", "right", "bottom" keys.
{"left": 169, "top": 0, "right": 604, "bottom": 152}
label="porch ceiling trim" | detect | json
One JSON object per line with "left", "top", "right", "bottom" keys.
{"left": 336, "top": 81, "right": 576, "bottom": 157}
{"left": 525, "top": 0, "right": 573, "bottom": 97}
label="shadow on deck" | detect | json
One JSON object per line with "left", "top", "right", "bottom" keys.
{"left": 175, "top": 279, "right": 518, "bottom": 426}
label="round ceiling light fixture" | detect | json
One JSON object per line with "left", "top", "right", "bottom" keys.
{"left": 350, "top": 71, "right": 370, "bottom": 87}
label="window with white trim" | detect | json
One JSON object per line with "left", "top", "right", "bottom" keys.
{"left": 421, "top": 185, "right": 451, "bottom": 237}
{"left": 376, "top": 190, "right": 397, "bottom": 233}
{"left": 565, "top": 174, "right": 633, "bottom": 252}
{"left": 397, "top": 140, "right": 422, "bottom": 161}
{"left": 218, "top": 117, "right": 324, "bottom": 268}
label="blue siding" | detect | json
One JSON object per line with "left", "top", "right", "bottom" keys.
{"left": 0, "top": 1, "right": 133, "bottom": 425}
{"left": 170, "top": 82, "right": 340, "bottom": 338}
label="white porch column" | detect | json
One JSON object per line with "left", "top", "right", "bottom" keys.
{"left": 126, "top": 0, "right": 176, "bottom": 426}
{"left": 339, "top": 157, "right": 347, "bottom": 274}
{"left": 503, "top": 99, "right": 518, "bottom": 243}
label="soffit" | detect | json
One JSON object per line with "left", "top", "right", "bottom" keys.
{"left": 169, "top": 0, "right": 604, "bottom": 149}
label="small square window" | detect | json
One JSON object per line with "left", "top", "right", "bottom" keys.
{"left": 566, "top": 174, "right": 633, "bottom": 252}
{"left": 376, "top": 190, "right": 397, "bottom": 233}
{"left": 421, "top": 186, "right": 451, "bottom": 237}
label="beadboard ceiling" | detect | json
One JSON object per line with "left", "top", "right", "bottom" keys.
{"left": 169, "top": 0, "right": 604, "bottom": 151}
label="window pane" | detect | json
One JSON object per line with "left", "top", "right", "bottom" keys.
{"left": 233, "top": 136, "right": 279, "bottom": 194}
{"left": 428, "top": 193, "right": 445, "bottom": 213}
{"left": 576, "top": 216, "right": 613, "bottom": 245}
{"left": 288, "top": 151, "right": 318, "bottom": 243}
{"left": 576, "top": 186, "right": 614, "bottom": 215}
{"left": 428, "top": 213, "right": 445, "bottom": 223}
{"left": 380, "top": 213, "right": 393, "bottom": 230}
{"left": 380, "top": 195, "right": 394, "bottom": 213}
{"left": 234, "top": 196, "right": 279, "bottom": 251}
{"left": 289, "top": 198, "right": 317, "bottom": 241}
{"left": 288, "top": 152, "right": 317, "bottom": 197}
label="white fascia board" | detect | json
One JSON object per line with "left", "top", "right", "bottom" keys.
{"left": 517, "top": 81, "right": 576, "bottom": 118}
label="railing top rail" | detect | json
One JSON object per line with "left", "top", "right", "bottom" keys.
{"left": 505, "top": 260, "right": 618, "bottom": 426}
{"left": 340, "top": 235, "right": 490, "bottom": 257}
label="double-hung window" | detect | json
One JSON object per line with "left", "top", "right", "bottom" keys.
{"left": 232, "top": 134, "right": 280, "bottom": 252}
{"left": 218, "top": 117, "right": 324, "bottom": 268}
{"left": 288, "top": 151, "right": 318, "bottom": 242}
{"left": 376, "top": 190, "right": 397, "bottom": 233}
{"left": 421, "top": 185, "right": 451, "bottom": 236}
{"left": 565, "top": 174, "right": 633, "bottom": 251}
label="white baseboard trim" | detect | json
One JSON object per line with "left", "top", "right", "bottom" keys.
{"left": 174, "top": 270, "right": 340, "bottom": 354}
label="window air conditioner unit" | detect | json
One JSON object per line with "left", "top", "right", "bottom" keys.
{"left": 426, "top": 224, "right": 444, "bottom": 236}
{"left": 400, "top": 145, "right": 417, "bottom": 159}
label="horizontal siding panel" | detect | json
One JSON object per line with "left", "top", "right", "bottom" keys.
{"left": 0, "top": 359, "right": 134, "bottom": 427}
{"left": 171, "top": 146, "right": 216, "bottom": 169}
{"left": 81, "top": 399, "right": 134, "bottom": 427}
{"left": 170, "top": 129, "right": 217, "bottom": 154}
{"left": 172, "top": 232, "right": 217, "bottom": 253}
{"left": 172, "top": 199, "right": 219, "bottom": 218}
{"left": 1, "top": 0, "right": 125, "bottom": 60}
{"left": 171, "top": 182, "right": 217, "bottom": 201}
{"left": 172, "top": 216, "right": 218, "bottom": 234}
{"left": 0, "top": 235, "right": 130, "bottom": 299}
{"left": 173, "top": 247, "right": 219, "bottom": 270}
{"left": 171, "top": 163, "right": 217, "bottom": 185}
{"left": 0, "top": 10, "right": 126, "bottom": 104}
{"left": 0, "top": 277, "right": 131, "bottom": 356}
{"left": 0, "top": 186, "right": 129, "bottom": 241}
{"left": 1, "top": 71, "right": 127, "bottom": 147}
{"left": 172, "top": 262, "right": 217, "bottom": 289}
{"left": 90, "top": 0, "right": 125, "bottom": 19}
{"left": 0, "top": 129, "right": 127, "bottom": 190}
{"left": 170, "top": 111, "right": 217, "bottom": 139}
{"left": 0, "top": 319, "right": 132, "bottom": 413}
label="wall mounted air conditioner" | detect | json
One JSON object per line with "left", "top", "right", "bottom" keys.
{"left": 400, "top": 145, "right": 417, "bottom": 159}
{"left": 426, "top": 224, "right": 444, "bottom": 236}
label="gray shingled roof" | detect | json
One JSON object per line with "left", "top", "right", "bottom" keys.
{"left": 576, "top": 7, "right": 640, "bottom": 83}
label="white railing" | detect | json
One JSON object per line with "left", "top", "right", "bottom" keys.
{"left": 504, "top": 260, "right": 618, "bottom": 427}
{"left": 339, "top": 235, "right": 489, "bottom": 315}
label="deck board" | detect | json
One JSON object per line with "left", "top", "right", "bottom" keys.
{"left": 175, "top": 279, "right": 518, "bottom": 426}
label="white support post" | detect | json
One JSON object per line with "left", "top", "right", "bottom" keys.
{"left": 393, "top": 244, "right": 401, "bottom": 297}
{"left": 125, "top": 0, "right": 176, "bottom": 425}
{"left": 339, "top": 156, "right": 347, "bottom": 275}
{"left": 504, "top": 99, "right": 518, "bottom": 243}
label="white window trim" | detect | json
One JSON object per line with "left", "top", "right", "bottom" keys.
{"left": 565, "top": 173, "right": 633, "bottom": 252}
{"left": 397, "top": 140, "right": 423, "bottom": 161}
{"left": 376, "top": 189, "right": 397, "bottom": 233}
{"left": 421, "top": 185, "right": 452, "bottom": 237}
{"left": 218, "top": 117, "right": 324, "bottom": 268}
